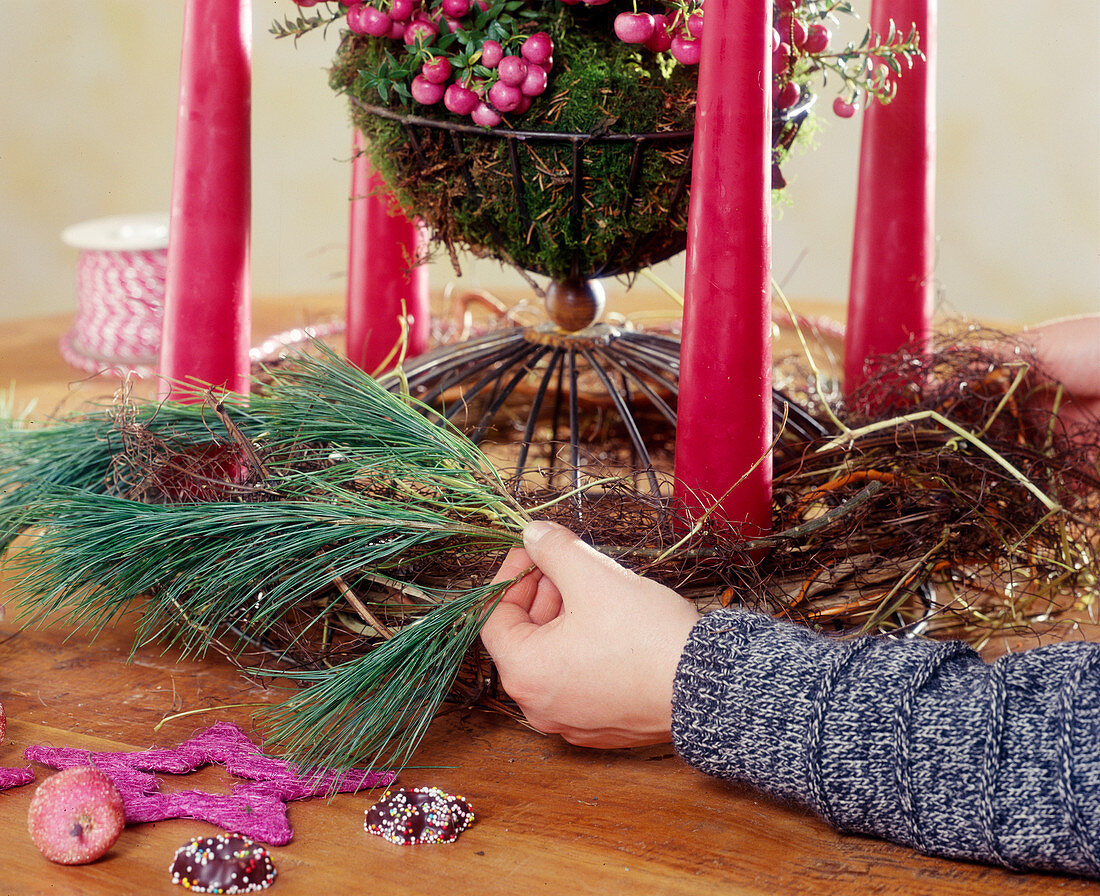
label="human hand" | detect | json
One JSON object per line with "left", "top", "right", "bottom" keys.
{"left": 480, "top": 521, "right": 701, "bottom": 748}
{"left": 1020, "top": 314, "right": 1100, "bottom": 426}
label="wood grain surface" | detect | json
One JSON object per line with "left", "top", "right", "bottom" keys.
{"left": 0, "top": 297, "right": 1095, "bottom": 895}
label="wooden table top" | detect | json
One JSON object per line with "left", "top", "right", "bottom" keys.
{"left": 1, "top": 297, "right": 1095, "bottom": 895}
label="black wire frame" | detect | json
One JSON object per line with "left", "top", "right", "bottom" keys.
{"left": 382, "top": 325, "right": 829, "bottom": 493}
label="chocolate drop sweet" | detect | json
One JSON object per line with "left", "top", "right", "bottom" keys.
{"left": 364, "top": 786, "right": 475, "bottom": 845}
{"left": 169, "top": 833, "right": 276, "bottom": 893}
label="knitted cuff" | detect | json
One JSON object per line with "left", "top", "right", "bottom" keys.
{"left": 671, "top": 608, "right": 833, "bottom": 804}
{"left": 671, "top": 608, "right": 1100, "bottom": 878}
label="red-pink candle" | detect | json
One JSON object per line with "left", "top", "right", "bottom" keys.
{"left": 346, "top": 131, "right": 430, "bottom": 373}
{"left": 673, "top": 0, "right": 773, "bottom": 537}
{"left": 159, "top": 0, "right": 252, "bottom": 400}
{"left": 844, "top": 0, "right": 936, "bottom": 395}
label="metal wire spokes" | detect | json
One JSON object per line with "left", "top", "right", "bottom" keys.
{"left": 382, "top": 321, "right": 829, "bottom": 492}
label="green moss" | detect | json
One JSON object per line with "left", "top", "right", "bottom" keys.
{"left": 328, "top": 3, "right": 807, "bottom": 280}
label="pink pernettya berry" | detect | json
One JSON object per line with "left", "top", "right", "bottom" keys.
{"left": 411, "top": 74, "right": 446, "bottom": 105}
{"left": 614, "top": 12, "right": 655, "bottom": 45}
{"left": 520, "top": 65, "right": 548, "bottom": 98}
{"left": 444, "top": 83, "right": 481, "bottom": 116}
{"left": 833, "top": 96, "right": 859, "bottom": 118}
{"left": 472, "top": 102, "right": 502, "bottom": 127}
{"left": 685, "top": 11, "right": 703, "bottom": 40}
{"left": 421, "top": 56, "right": 453, "bottom": 85}
{"left": 775, "top": 80, "right": 801, "bottom": 110}
{"left": 480, "top": 39, "right": 504, "bottom": 68}
{"left": 347, "top": 4, "right": 393, "bottom": 36}
{"left": 440, "top": 0, "right": 470, "bottom": 16}
{"left": 521, "top": 32, "right": 554, "bottom": 66}
{"left": 670, "top": 34, "right": 701, "bottom": 66}
{"left": 403, "top": 20, "right": 438, "bottom": 46}
{"left": 489, "top": 80, "right": 523, "bottom": 113}
{"left": 389, "top": 0, "right": 416, "bottom": 21}
{"left": 803, "top": 22, "right": 831, "bottom": 54}
{"left": 497, "top": 55, "right": 528, "bottom": 87}
{"left": 645, "top": 14, "right": 674, "bottom": 53}
{"left": 773, "top": 40, "right": 791, "bottom": 76}
{"left": 780, "top": 15, "right": 808, "bottom": 49}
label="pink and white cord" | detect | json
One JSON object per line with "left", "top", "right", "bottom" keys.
{"left": 60, "top": 247, "right": 168, "bottom": 378}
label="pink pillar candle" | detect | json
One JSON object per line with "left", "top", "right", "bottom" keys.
{"left": 160, "top": 0, "right": 252, "bottom": 400}
{"left": 673, "top": 0, "right": 773, "bottom": 538}
{"left": 346, "top": 131, "right": 430, "bottom": 373}
{"left": 844, "top": 0, "right": 936, "bottom": 395}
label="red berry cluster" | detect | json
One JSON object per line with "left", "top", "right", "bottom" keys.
{"left": 293, "top": 0, "right": 553, "bottom": 128}
{"left": 420, "top": 31, "right": 553, "bottom": 127}
{"left": 772, "top": 1, "right": 829, "bottom": 114}
{"left": 285, "top": 0, "right": 920, "bottom": 126}
{"left": 608, "top": 0, "right": 846, "bottom": 115}
{"left": 605, "top": 0, "right": 921, "bottom": 120}
{"left": 609, "top": 3, "right": 702, "bottom": 66}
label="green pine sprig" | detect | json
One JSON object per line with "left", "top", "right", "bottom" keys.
{"left": 1, "top": 346, "right": 534, "bottom": 773}
{"left": 261, "top": 576, "right": 513, "bottom": 772}
{"left": 0, "top": 398, "right": 268, "bottom": 552}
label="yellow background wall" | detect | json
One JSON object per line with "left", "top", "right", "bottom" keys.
{"left": 2, "top": 1, "right": 1097, "bottom": 325}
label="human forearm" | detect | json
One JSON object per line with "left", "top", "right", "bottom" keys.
{"left": 672, "top": 609, "right": 1100, "bottom": 878}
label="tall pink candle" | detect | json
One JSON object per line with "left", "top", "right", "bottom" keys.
{"left": 844, "top": 0, "right": 936, "bottom": 396}
{"left": 346, "top": 131, "right": 430, "bottom": 374}
{"left": 673, "top": 0, "right": 773, "bottom": 537}
{"left": 160, "top": 0, "right": 252, "bottom": 400}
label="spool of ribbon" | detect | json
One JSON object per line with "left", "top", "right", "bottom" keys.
{"left": 60, "top": 214, "right": 170, "bottom": 378}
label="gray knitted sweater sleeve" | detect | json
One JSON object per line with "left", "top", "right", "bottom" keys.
{"left": 670, "top": 609, "right": 1100, "bottom": 878}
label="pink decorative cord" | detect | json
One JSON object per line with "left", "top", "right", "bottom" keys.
{"left": 25, "top": 721, "right": 395, "bottom": 845}
{"left": 60, "top": 248, "right": 169, "bottom": 378}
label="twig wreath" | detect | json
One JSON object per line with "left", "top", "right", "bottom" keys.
{"left": 1, "top": 333, "right": 1097, "bottom": 774}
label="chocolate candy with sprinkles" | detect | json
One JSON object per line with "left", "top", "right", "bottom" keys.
{"left": 169, "top": 833, "right": 276, "bottom": 893}
{"left": 365, "top": 787, "right": 475, "bottom": 845}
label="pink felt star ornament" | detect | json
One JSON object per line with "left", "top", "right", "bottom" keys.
{"left": 24, "top": 721, "right": 395, "bottom": 844}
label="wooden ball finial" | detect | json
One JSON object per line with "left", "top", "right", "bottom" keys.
{"left": 545, "top": 278, "right": 605, "bottom": 332}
